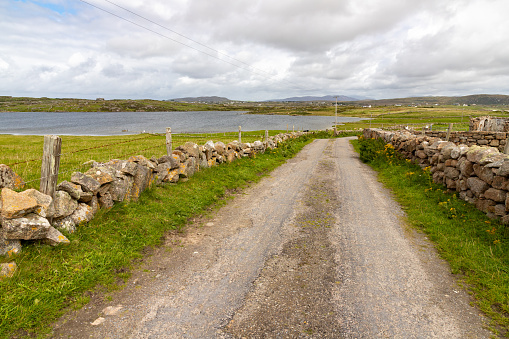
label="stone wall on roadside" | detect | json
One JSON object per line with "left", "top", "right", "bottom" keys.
{"left": 364, "top": 128, "right": 509, "bottom": 224}
{"left": 412, "top": 130, "right": 509, "bottom": 152}
{"left": 0, "top": 131, "right": 306, "bottom": 276}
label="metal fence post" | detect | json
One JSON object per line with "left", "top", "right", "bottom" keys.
{"left": 40, "top": 135, "right": 62, "bottom": 198}
{"left": 166, "top": 127, "right": 172, "bottom": 156}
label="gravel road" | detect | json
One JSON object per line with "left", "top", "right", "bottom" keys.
{"left": 52, "top": 138, "right": 492, "bottom": 338}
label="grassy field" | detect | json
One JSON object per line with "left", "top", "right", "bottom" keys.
{"left": 0, "top": 131, "right": 282, "bottom": 191}
{"left": 0, "top": 131, "right": 338, "bottom": 338}
{"left": 0, "top": 97, "right": 230, "bottom": 113}
{"left": 355, "top": 137, "right": 509, "bottom": 336}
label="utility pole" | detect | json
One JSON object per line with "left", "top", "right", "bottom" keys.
{"left": 334, "top": 96, "right": 338, "bottom": 136}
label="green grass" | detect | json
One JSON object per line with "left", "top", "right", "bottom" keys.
{"left": 0, "top": 131, "right": 286, "bottom": 190}
{"left": 0, "top": 131, "right": 330, "bottom": 339}
{"left": 355, "top": 137, "right": 509, "bottom": 336}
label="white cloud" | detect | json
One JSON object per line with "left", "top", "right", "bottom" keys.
{"left": 0, "top": 0, "right": 508, "bottom": 100}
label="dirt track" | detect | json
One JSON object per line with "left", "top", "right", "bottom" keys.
{"left": 52, "top": 138, "right": 492, "bottom": 338}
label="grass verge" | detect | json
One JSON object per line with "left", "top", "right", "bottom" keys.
{"left": 0, "top": 131, "right": 330, "bottom": 338}
{"left": 355, "top": 137, "right": 509, "bottom": 336}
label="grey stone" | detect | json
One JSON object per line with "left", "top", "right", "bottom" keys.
{"left": 1, "top": 188, "right": 38, "bottom": 219}
{"left": 97, "top": 183, "right": 111, "bottom": 197}
{"left": 85, "top": 166, "right": 115, "bottom": 186}
{"left": 444, "top": 167, "right": 460, "bottom": 180}
{"left": 473, "top": 164, "right": 494, "bottom": 184}
{"left": 78, "top": 191, "right": 94, "bottom": 203}
{"left": 110, "top": 175, "right": 133, "bottom": 201}
{"left": 128, "top": 155, "right": 156, "bottom": 170}
{"left": 53, "top": 203, "right": 94, "bottom": 233}
{"left": 467, "top": 177, "right": 490, "bottom": 196}
{"left": 176, "top": 142, "right": 200, "bottom": 158}
{"left": 214, "top": 141, "right": 226, "bottom": 155}
{"left": 497, "top": 160, "right": 509, "bottom": 177}
{"left": 0, "top": 234, "right": 21, "bottom": 257}
{"left": 71, "top": 172, "right": 101, "bottom": 193}
{"left": 415, "top": 150, "right": 427, "bottom": 159}
{"left": 57, "top": 181, "right": 82, "bottom": 200}
{"left": 492, "top": 176, "right": 509, "bottom": 190}
{"left": 23, "top": 188, "right": 54, "bottom": 218}
{"left": 0, "top": 262, "right": 17, "bottom": 279}
{"left": 98, "top": 192, "right": 114, "bottom": 209}
{"left": 2, "top": 213, "right": 51, "bottom": 240}
{"left": 458, "top": 158, "right": 475, "bottom": 177}
{"left": 0, "top": 164, "right": 25, "bottom": 190}
{"left": 105, "top": 159, "right": 138, "bottom": 176}
{"left": 494, "top": 204, "right": 507, "bottom": 217}
{"left": 157, "top": 155, "right": 180, "bottom": 169}
{"left": 52, "top": 191, "right": 78, "bottom": 219}
{"left": 476, "top": 199, "right": 496, "bottom": 213}
{"left": 484, "top": 188, "right": 507, "bottom": 203}
{"left": 42, "top": 226, "right": 70, "bottom": 246}
{"left": 199, "top": 152, "right": 209, "bottom": 169}
{"left": 130, "top": 164, "right": 152, "bottom": 200}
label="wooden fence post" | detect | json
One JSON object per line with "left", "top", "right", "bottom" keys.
{"left": 446, "top": 123, "right": 453, "bottom": 141}
{"left": 166, "top": 127, "right": 172, "bottom": 156}
{"left": 265, "top": 130, "right": 269, "bottom": 143}
{"left": 40, "top": 135, "right": 62, "bottom": 199}
{"left": 238, "top": 126, "right": 242, "bottom": 143}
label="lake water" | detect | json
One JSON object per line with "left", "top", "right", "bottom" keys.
{"left": 0, "top": 111, "right": 363, "bottom": 136}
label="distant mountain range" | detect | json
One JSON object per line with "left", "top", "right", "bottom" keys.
{"left": 169, "top": 95, "right": 367, "bottom": 103}
{"left": 169, "top": 96, "right": 231, "bottom": 103}
{"left": 355, "top": 94, "right": 509, "bottom": 106}
{"left": 167, "top": 94, "right": 509, "bottom": 106}
{"left": 268, "top": 95, "right": 367, "bottom": 102}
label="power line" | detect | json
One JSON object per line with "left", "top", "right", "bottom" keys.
{"left": 102, "top": 0, "right": 260, "bottom": 72}
{"left": 79, "top": 0, "right": 304, "bottom": 90}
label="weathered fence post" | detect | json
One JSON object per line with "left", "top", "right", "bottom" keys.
{"left": 166, "top": 127, "right": 172, "bottom": 156}
{"left": 446, "top": 123, "right": 453, "bottom": 141}
{"left": 293, "top": 125, "right": 295, "bottom": 132}
{"left": 238, "top": 126, "right": 242, "bottom": 143}
{"left": 287, "top": 124, "right": 289, "bottom": 133}
{"left": 265, "top": 130, "right": 269, "bottom": 143}
{"left": 40, "top": 135, "right": 62, "bottom": 199}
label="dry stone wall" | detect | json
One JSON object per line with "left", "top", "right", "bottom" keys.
{"left": 0, "top": 132, "right": 305, "bottom": 277}
{"left": 414, "top": 130, "right": 508, "bottom": 151}
{"left": 364, "top": 128, "right": 509, "bottom": 223}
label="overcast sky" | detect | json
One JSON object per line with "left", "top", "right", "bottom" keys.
{"left": 1, "top": 0, "right": 509, "bottom": 101}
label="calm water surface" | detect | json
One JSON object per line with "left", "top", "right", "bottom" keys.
{"left": 0, "top": 111, "right": 363, "bottom": 135}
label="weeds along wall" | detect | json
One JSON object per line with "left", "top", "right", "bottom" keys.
{"left": 0, "top": 132, "right": 306, "bottom": 277}
{"left": 363, "top": 128, "right": 509, "bottom": 224}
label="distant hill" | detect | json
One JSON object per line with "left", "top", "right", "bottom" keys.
{"left": 354, "top": 94, "right": 509, "bottom": 106}
{"left": 269, "top": 95, "right": 365, "bottom": 102}
{"left": 169, "top": 96, "right": 231, "bottom": 103}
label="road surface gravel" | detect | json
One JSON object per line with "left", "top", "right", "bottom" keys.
{"left": 52, "top": 137, "right": 492, "bottom": 338}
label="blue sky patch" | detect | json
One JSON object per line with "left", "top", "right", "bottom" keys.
{"left": 18, "top": 0, "right": 77, "bottom": 15}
